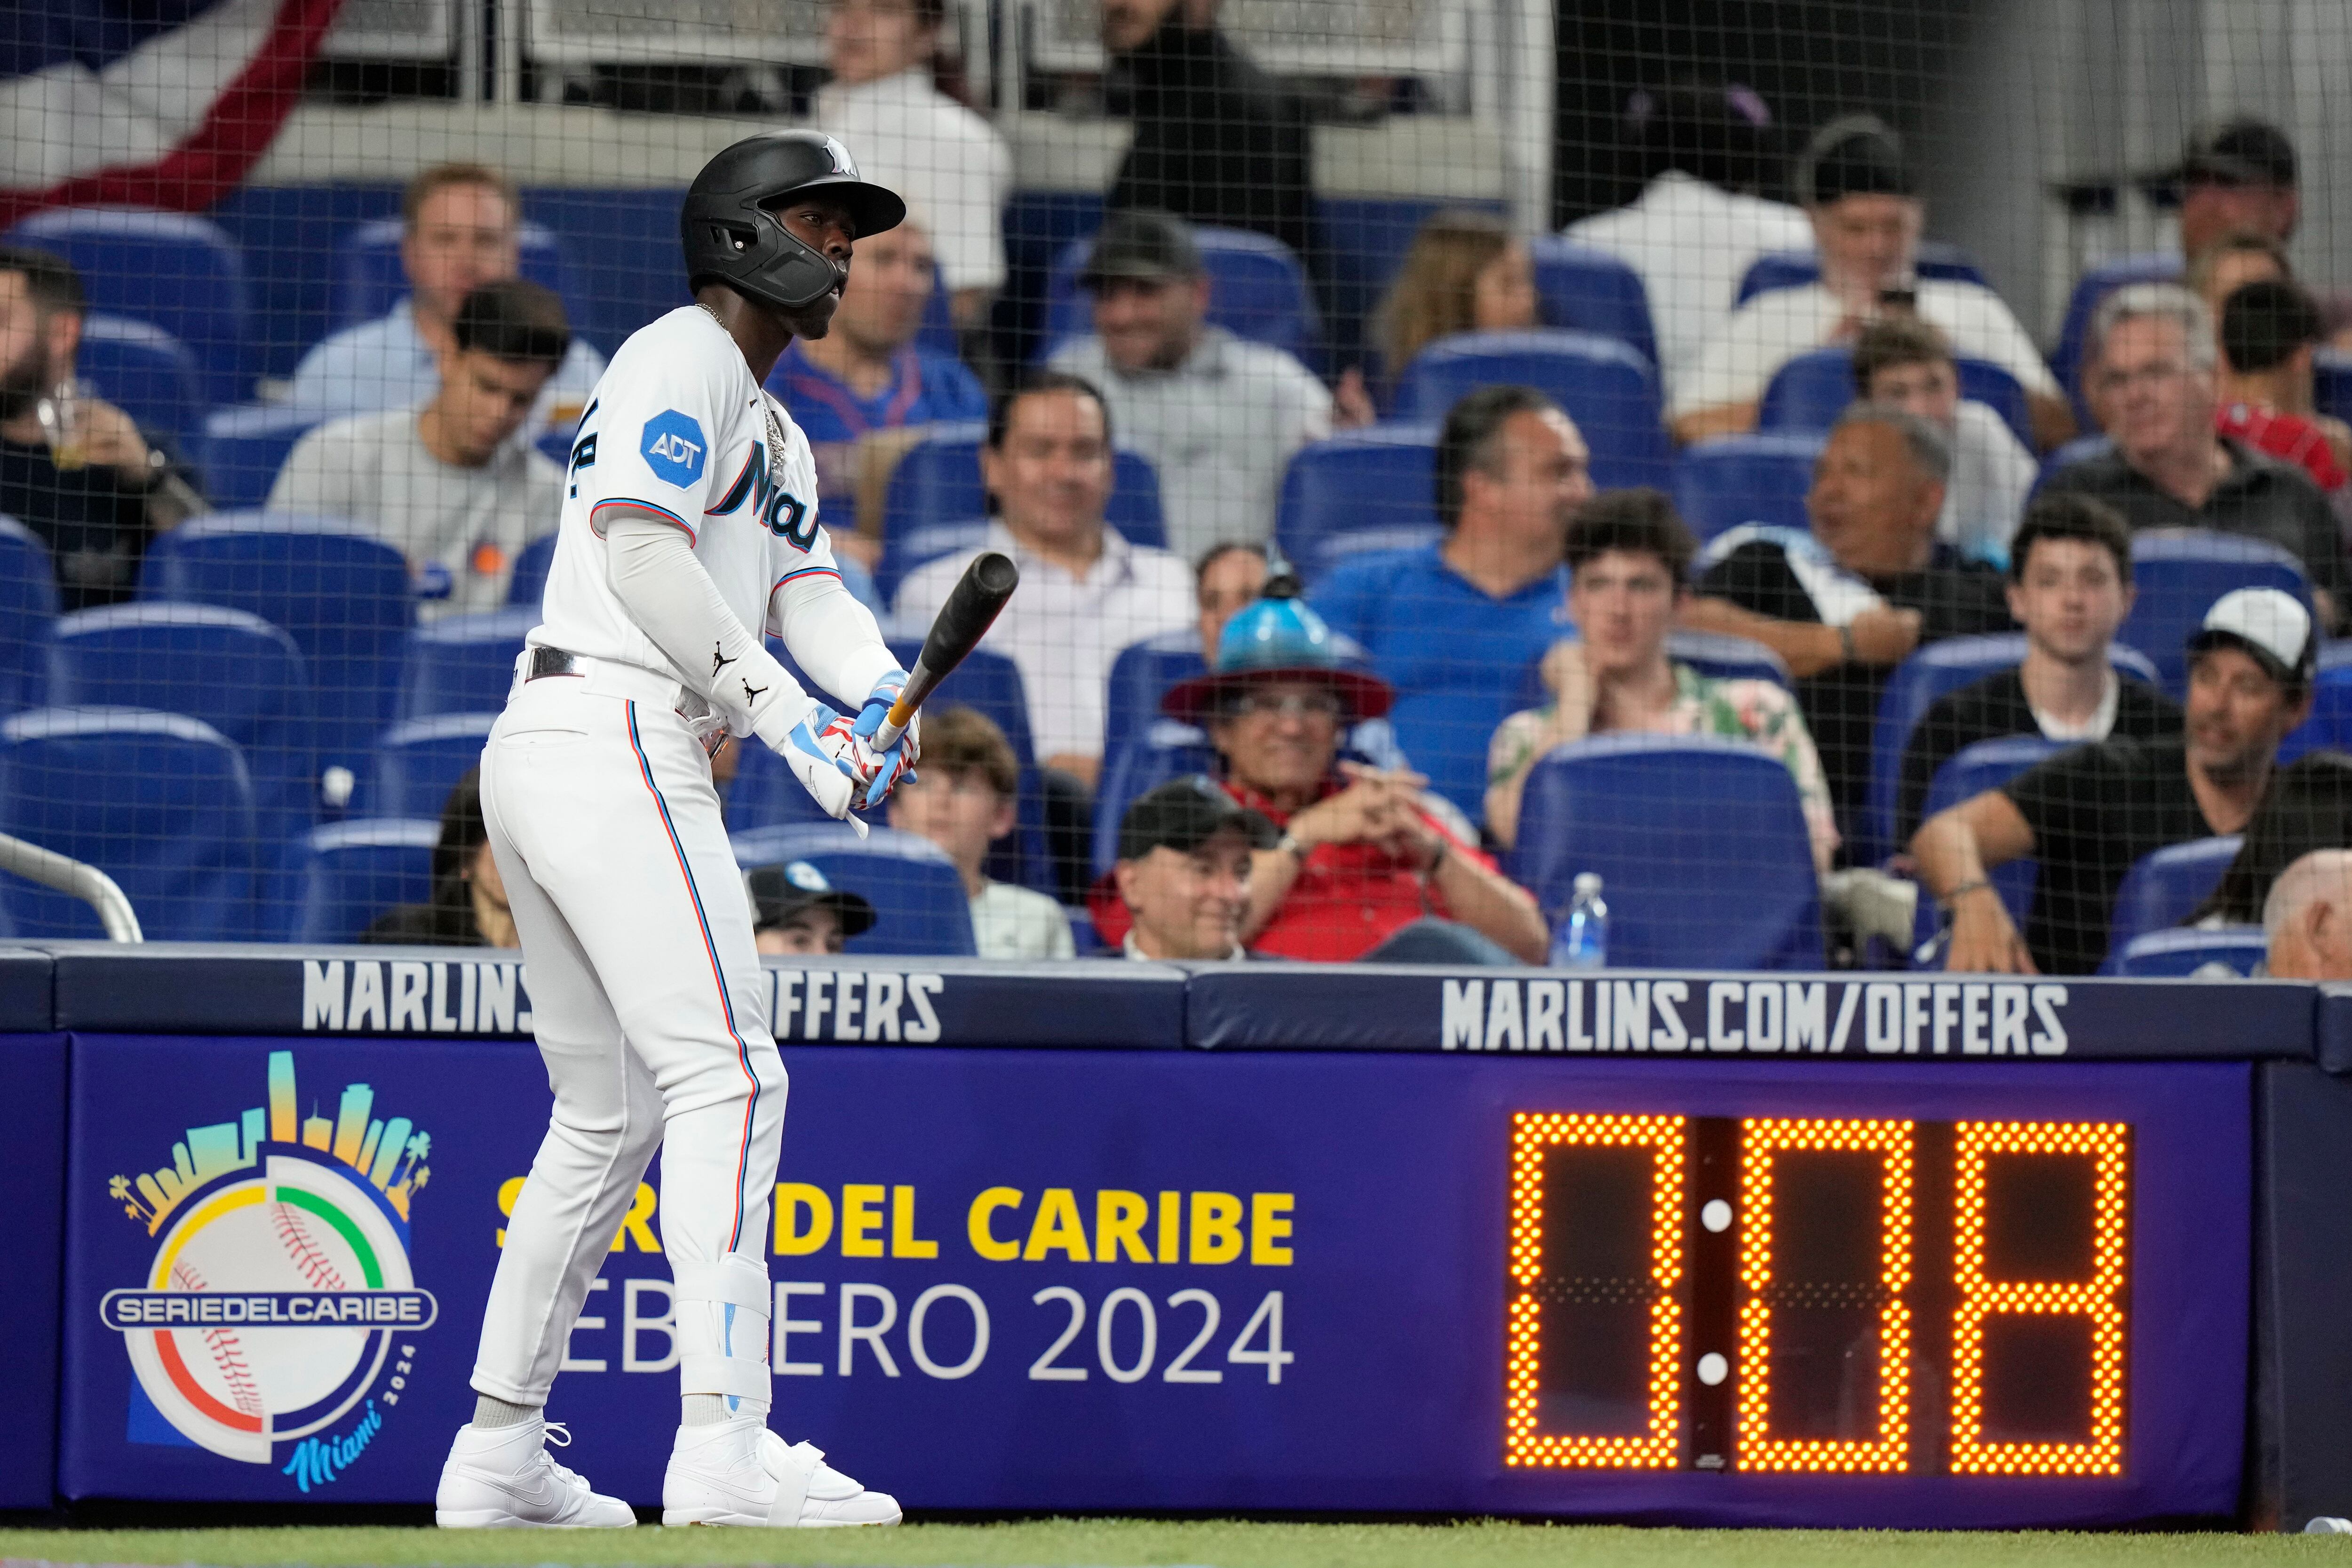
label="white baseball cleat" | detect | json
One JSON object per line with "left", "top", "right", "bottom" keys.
{"left": 436, "top": 1418, "right": 637, "bottom": 1528}
{"left": 662, "top": 1416, "right": 902, "bottom": 1527}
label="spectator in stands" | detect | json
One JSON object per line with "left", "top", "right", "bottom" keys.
{"left": 1851, "top": 317, "right": 2036, "bottom": 567}
{"left": 1049, "top": 211, "right": 1336, "bottom": 559}
{"left": 270, "top": 280, "right": 567, "bottom": 619}
{"left": 1897, "top": 494, "right": 2179, "bottom": 842}
{"left": 1565, "top": 80, "right": 1813, "bottom": 396}
{"left": 1100, "top": 0, "right": 1316, "bottom": 275}
{"left": 363, "top": 769, "right": 520, "bottom": 947}
{"left": 1196, "top": 540, "right": 1267, "bottom": 653}
{"left": 1915, "top": 587, "right": 2315, "bottom": 975}
{"left": 2163, "top": 119, "right": 2302, "bottom": 271}
{"left": 1486, "top": 489, "right": 1838, "bottom": 871}
{"left": 2263, "top": 848, "right": 2352, "bottom": 981}
{"left": 1671, "top": 116, "right": 2068, "bottom": 451}
{"left": 2189, "top": 751, "right": 2352, "bottom": 926}
{"left": 895, "top": 373, "right": 1192, "bottom": 788}
{"left": 887, "top": 705, "right": 1075, "bottom": 960}
{"left": 2186, "top": 232, "right": 2289, "bottom": 337}
{"left": 1373, "top": 210, "right": 1541, "bottom": 381}
{"left": 1684, "top": 404, "right": 2013, "bottom": 833}
{"left": 1108, "top": 577, "right": 1544, "bottom": 963}
{"left": 1111, "top": 776, "right": 1272, "bottom": 960}
{"left": 764, "top": 214, "right": 987, "bottom": 556}
{"left": 817, "top": 0, "right": 1010, "bottom": 333}
{"left": 2042, "top": 283, "right": 2349, "bottom": 628}
{"left": 0, "top": 245, "right": 200, "bottom": 610}
{"left": 2216, "top": 279, "right": 2352, "bottom": 496}
{"left": 748, "top": 861, "right": 877, "bottom": 956}
{"left": 1311, "top": 385, "right": 1590, "bottom": 821}
{"left": 289, "top": 163, "right": 603, "bottom": 419}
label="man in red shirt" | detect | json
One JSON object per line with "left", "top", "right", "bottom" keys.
{"left": 1097, "top": 572, "right": 1548, "bottom": 963}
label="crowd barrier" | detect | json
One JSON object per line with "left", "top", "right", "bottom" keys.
{"left": 5, "top": 944, "right": 2352, "bottom": 1530}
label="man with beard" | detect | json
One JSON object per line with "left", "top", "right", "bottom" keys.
{"left": 0, "top": 246, "right": 199, "bottom": 608}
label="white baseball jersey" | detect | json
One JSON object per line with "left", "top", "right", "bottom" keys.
{"left": 532, "top": 305, "right": 838, "bottom": 685}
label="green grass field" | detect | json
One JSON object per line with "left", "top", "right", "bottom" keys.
{"left": 1, "top": 1520, "right": 2347, "bottom": 1568}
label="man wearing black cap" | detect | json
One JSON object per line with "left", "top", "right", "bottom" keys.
{"left": 1048, "top": 209, "right": 1335, "bottom": 558}
{"left": 748, "top": 860, "right": 878, "bottom": 955}
{"left": 1672, "top": 114, "right": 2069, "bottom": 451}
{"left": 1914, "top": 587, "right": 2317, "bottom": 976}
{"left": 2163, "top": 118, "right": 2302, "bottom": 263}
{"left": 1111, "top": 776, "right": 1274, "bottom": 959}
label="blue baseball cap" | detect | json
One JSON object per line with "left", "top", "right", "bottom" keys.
{"left": 1160, "top": 585, "right": 1394, "bottom": 727}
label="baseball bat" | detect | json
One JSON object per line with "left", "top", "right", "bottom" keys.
{"left": 872, "top": 550, "right": 1019, "bottom": 750}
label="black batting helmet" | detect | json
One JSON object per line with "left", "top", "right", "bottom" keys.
{"left": 681, "top": 131, "right": 906, "bottom": 313}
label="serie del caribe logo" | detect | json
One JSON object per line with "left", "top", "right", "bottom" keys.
{"left": 100, "top": 1050, "right": 437, "bottom": 1488}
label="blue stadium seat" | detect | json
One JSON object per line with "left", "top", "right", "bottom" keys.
{"left": 401, "top": 607, "right": 536, "bottom": 720}
{"left": 2121, "top": 530, "right": 2309, "bottom": 697}
{"left": 2106, "top": 836, "right": 2241, "bottom": 959}
{"left": 1910, "top": 735, "right": 2066, "bottom": 963}
{"left": 1863, "top": 634, "right": 2164, "bottom": 865}
{"left": 78, "top": 315, "right": 205, "bottom": 460}
{"left": 1273, "top": 422, "right": 1442, "bottom": 586}
{"left": 45, "top": 602, "right": 318, "bottom": 934}
{"left": 364, "top": 713, "right": 495, "bottom": 820}
{"left": 2033, "top": 433, "right": 2114, "bottom": 495}
{"left": 1038, "top": 226, "right": 1320, "bottom": 365}
{"left": 0, "top": 517, "right": 58, "bottom": 716}
{"left": 200, "top": 405, "right": 323, "bottom": 512}
{"left": 1104, "top": 629, "right": 1207, "bottom": 770}
{"left": 731, "top": 823, "right": 977, "bottom": 956}
{"left": 2315, "top": 350, "right": 2352, "bottom": 426}
{"left": 509, "top": 533, "right": 558, "bottom": 608}
{"left": 295, "top": 818, "right": 439, "bottom": 944}
{"left": 1512, "top": 630, "right": 1791, "bottom": 715}
{"left": 1670, "top": 433, "right": 1821, "bottom": 544}
{"left": 0, "top": 706, "right": 257, "bottom": 939}
{"left": 1507, "top": 734, "right": 1821, "bottom": 969}
{"left": 333, "top": 217, "right": 581, "bottom": 331}
{"left": 1758, "top": 347, "right": 2033, "bottom": 449}
{"left": 1091, "top": 728, "right": 1219, "bottom": 880}
{"left": 2051, "top": 253, "right": 2182, "bottom": 427}
{"left": 5, "top": 207, "right": 255, "bottom": 406}
{"left": 2281, "top": 641, "right": 2352, "bottom": 762}
{"left": 1392, "top": 330, "right": 1670, "bottom": 492}
{"left": 138, "top": 514, "right": 415, "bottom": 796}
{"left": 1733, "top": 242, "right": 1991, "bottom": 306}
{"left": 1527, "top": 236, "right": 1659, "bottom": 374}
{"left": 2104, "top": 925, "right": 2269, "bottom": 978}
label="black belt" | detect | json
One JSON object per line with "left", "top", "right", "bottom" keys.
{"left": 526, "top": 646, "right": 579, "bottom": 681}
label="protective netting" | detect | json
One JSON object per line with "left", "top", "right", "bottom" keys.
{"left": 0, "top": 0, "right": 2348, "bottom": 976}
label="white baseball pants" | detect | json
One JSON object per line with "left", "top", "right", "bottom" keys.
{"left": 469, "top": 653, "right": 781, "bottom": 1413}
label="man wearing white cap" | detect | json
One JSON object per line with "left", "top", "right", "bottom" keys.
{"left": 1913, "top": 586, "right": 2315, "bottom": 975}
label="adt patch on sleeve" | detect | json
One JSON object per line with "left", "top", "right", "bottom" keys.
{"left": 641, "top": 410, "right": 709, "bottom": 488}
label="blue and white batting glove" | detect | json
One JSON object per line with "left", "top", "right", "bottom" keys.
{"left": 850, "top": 668, "right": 910, "bottom": 741}
{"left": 780, "top": 705, "right": 866, "bottom": 821}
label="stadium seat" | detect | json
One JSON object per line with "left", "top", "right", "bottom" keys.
{"left": 1910, "top": 735, "right": 2066, "bottom": 963}
{"left": 0, "top": 706, "right": 257, "bottom": 940}
{"left": 4, "top": 207, "right": 255, "bottom": 406}
{"left": 332, "top": 217, "right": 581, "bottom": 333}
{"left": 1038, "top": 226, "right": 1321, "bottom": 366}
{"left": 2280, "top": 641, "right": 2352, "bottom": 762}
{"left": 1863, "top": 633, "right": 2164, "bottom": 865}
{"left": 2104, "top": 925, "right": 2269, "bottom": 978}
{"left": 1527, "top": 236, "right": 1659, "bottom": 373}
{"left": 1104, "top": 629, "right": 1207, "bottom": 770}
{"left": 294, "top": 818, "right": 439, "bottom": 944}
{"left": 2120, "top": 530, "right": 2309, "bottom": 697}
{"left": 1732, "top": 242, "right": 1991, "bottom": 306}
{"left": 138, "top": 514, "right": 415, "bottom": 799}
{"left": 1391, "top": 329, "right": 1671, "bottom": 492}
{"left": 2033, "top": 433, "right": 2113, "bottom": 495}
{"left": 2051, "top": 253, "right": 2182, "bottom": 427}
{"left": 364, "top": 713, "right": 495, "bottom": 821}
{"left": 1757, "top": 347, "right": 2033, "bottom": 449}
{"left": 199, "top": 405, "right": 323, "bottom": 512}
{"left": 2315, "top": 350, "right": 2352, "bottom": 426}
{"left": 1273, "top": 422, "right": 1442, "bottom": 586}
{"left": 401, "top": 607, "right": 536, "bottom": 721}
{"left": 1507, "top": 734, "right": 1821, "bottom": 969}
{"left": 1512, "top": 629, "right": 1792, "bottom": 716}
{"left": 78, "top": 315, "right": 205, "bottom": 461}
{"left": 45, "top": 602, "right": 318, "bottom": 934}
{"left": 0, "top": 517, "right": 58, "bottom": 716}
{"left": 731, "top": 822, "right": 978, "bottom": 956}
{"left": 2106, "top": 836, "right": 2242, "bottom": 959}
{"left": 1091, "top": 727, "right": 1219, "bottom": 880}
{"left": 509, "top": 533, "right": 558, "bottom": 608}
{"left": 1670, "top": 433, "right": 1821, "bottom": 543}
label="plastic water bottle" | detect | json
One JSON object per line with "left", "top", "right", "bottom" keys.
{"left": 1558, "top": 872, "right": 1608, "bottom": 971}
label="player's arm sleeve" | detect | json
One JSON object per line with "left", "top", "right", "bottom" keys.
{"left": 604, "top": 511, "right": 816, "bottom": 745}
{"left": 772, "top": 553, "right": 901, "bottom": 708}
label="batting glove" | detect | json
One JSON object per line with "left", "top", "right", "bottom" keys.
{"left": 782, "top": 707, "right": 918, "bottom": 818}
{"left": 850, "top": 668, "right": 910, "bottom": 741}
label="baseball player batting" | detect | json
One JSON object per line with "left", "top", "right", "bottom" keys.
{"left": 434, "top": 130, "right": 915, "bottom": 1531}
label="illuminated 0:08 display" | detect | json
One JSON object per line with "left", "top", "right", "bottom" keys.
{"left": 1504, "top": 1113, "right": 2130, "bottom": 1477}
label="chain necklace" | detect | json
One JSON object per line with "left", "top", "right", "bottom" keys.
{"left": 698, "top": 301, "right": 795, "bottom": 491}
